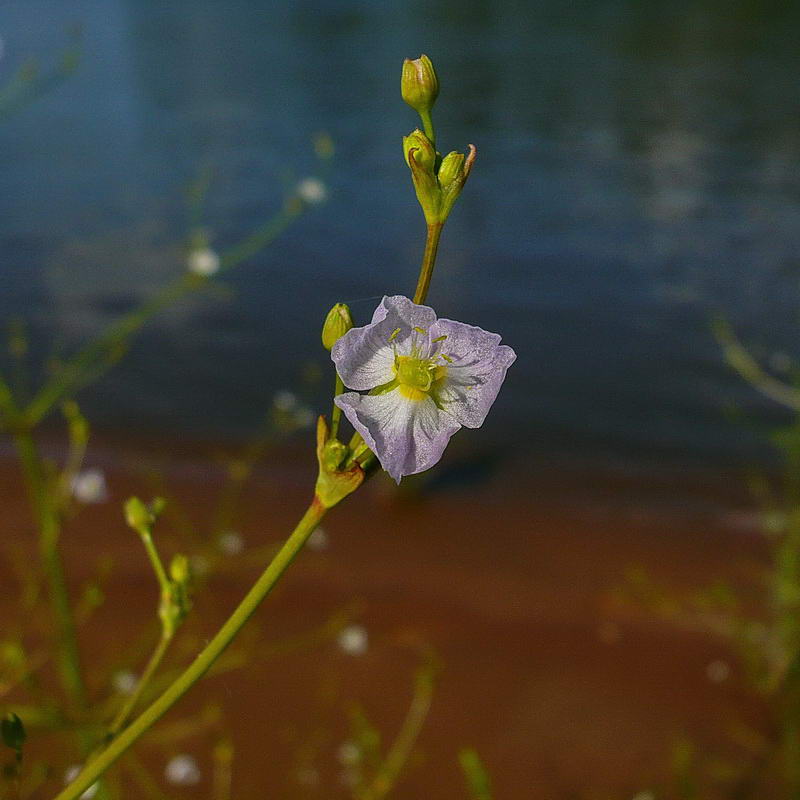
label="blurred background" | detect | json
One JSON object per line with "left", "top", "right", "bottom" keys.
{"left": 2, "top": 1, "right": 800, "bottom": 798}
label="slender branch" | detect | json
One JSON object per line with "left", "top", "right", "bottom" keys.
{"left": 412, "top": 223, "right": 443, "bottom": 305}
{"left": 25, "top": 202, "right": 302, "bottom": 427}
{"left": 330, "top": 373, "right": 345, "bottom": 439}
{"left": 358, "top": 665, "right": 435, "bottom": 800}
{"left": 11, "top": 430, "right": 86, "bottom": 714}
{"left": 107, "top": 633, "right": 171, "bottom": 740}
{"left": 713, "top": 317, "right": 800, "bottom": 411}
{"left": 55, "top": 498, "right": 327, "bottom": 800}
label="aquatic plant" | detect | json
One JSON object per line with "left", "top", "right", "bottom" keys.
{"left": 1, "top": 51, "right": 506, "bottom": 799}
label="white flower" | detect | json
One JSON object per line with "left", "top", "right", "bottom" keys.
{"left": 71, "top": 469, "right": 108, "bottom": 504}
{"left": 296, "top": 177, "right": 327, "bottom": 205}
{"left": 165, "top": 754, "right": 201, "bottom": 786}
{"left": 337, "top": 624, "right": 368, "bottom": 656}
{"left": 706, "top": 659, "right": 730, "bottom": 683}
{"left": 187, "top": 247, "right": 220, "bottom": 277}
{"left": 337, "top": 741, "right": 361, "bottom": 766}
{"left": 332, "top": 296, "right": 515, "bottom": 482}
{"left": 273, "top": 390, "right": 297, "bottom": 412}
{"left": 632, "top": 793, "right": 656, "bottom": 800}
{"left": 218, "top": 531, "right": 244, "bottom": 555}
{"left": 293, "top": 406, "right": 315, "bottom": 429}
{"left": 64, "top": 765, "right": 98, "bottom": 799}
{"left": 307, "top": 526, "right": 329, "bottom": 551}
{"left": 112, "top": 670, "right": 137, "bottom": 695}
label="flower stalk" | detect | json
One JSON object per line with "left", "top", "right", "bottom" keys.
{"left": 55, "top": 497, "right": 328, "bottom": 800}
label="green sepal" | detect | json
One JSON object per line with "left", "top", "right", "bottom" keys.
{"left": 314, "top": 416, "right": 364, "bottom": 509}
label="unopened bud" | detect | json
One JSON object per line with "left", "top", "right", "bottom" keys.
{"left": 401, "top": 55, "right": 439, "bottom": 116}
{"left": 124, "top": 497, "right": 151, "bottom": 532}
{"left": 169, "top": 554, "right": 191, "bottom": 585}
{"left": 2, "top": 713, "right": 25, "bottom": 752}
{"left": 402, "top": 130, "right": 436, "bottom": 173}
{"left": 322, "top": 303, "right": 354, "bottom": 351}
{"left": 437, "top": 151, "right": 465, "bottom": 189}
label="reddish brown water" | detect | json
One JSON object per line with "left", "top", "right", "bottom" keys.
{"left": 0, "top": 437, "right": 774, "bottom": 798}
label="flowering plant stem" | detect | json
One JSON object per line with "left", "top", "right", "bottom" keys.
{"left": 55, "top": 497, "right": 327, "bottom": 800}
{"left": 412, "top": 222, "right": 443, "bottom": 305}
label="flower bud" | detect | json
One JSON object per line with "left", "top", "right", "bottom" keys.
{"left": 2, "top": 713, "right": 25, "bottom": 752}
{"left": 124, "top": 497, "right": 152, "bottom": 532}
{"left": 322, "top": 303, "right": 353, "bottom": 351}
{"left": 169, "top": 553, "right": 191, "bottom": 585}
{"left": 401, "top": 55, "right": 439, "bottom": 116}
{"left": 402, "top": 130, "right": 436, "bottom": 173}
{"left": 437, "top": 151, "right": 465, "bottom": 189}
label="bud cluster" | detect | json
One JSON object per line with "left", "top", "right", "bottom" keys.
{"left": 400, "top": 55, "right": 476, "bottom": 225}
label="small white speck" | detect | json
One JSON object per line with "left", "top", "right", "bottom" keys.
{"left": 337, "top": 625, "right": 368, "bottom": 656}
{"left": 273, "top": 390, "right": 297, "bottom": 412}
{"left": 165, "top": 754, "right": 201, "bottom": 786}
{"left": 632, "top": 792, "right": 656, "bottom": 800}
{"left": 112, "top": 670, "right": 137, "bottom": 695}
{"left": 187, "top": 247, "right": 220, "bottom": 277}
{"left": 337, "top": 741, "right": 361, "bottom": 766}
{"left": 296, "top": 177, "right": 327, "bottom": 205}
{"left": 71, "top": 469, "right": 108, "bottom": 504}
{"left": 307, "top": 527, "right": 329, "bottom": 551}
{"left": 293, "top": 406, "right": 315, "bottom": 429}
{"left": 218, "top": 531, "right": 244, "bottom": 556}
{"left": 706, "top": 659, "right": 730, "bottom": 684}
{"left": 64, "top": 765, "right": 98, "bottom": 799}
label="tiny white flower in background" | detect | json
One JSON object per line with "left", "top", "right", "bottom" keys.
{"left": 187, "top": 247, "right": 220, "bottom": 277}
{"left": 112, "top": 669, "right": 137, "bottom": 695}
{"left": 631, "top": 792, "right": 656, "bottom": 800}
{"left": 71, "top": 469, "right": 108, "bottom": 504}
{"left": 165, "top": 754, "right": 201, "bottom": 786}
{"left": 293, "top": 405, "right": 315, "bottom": 429}
{"left": 273, "top": 390, "right": 297, "bottom": 412}
{"left": 296, "top": 177, "right": 327, "bottom": 205}
{"left": 64, "top": 765, "right": 98, "bottom": 799}
{"left": 706, "top": 659, "right": 730, "bottom": 684}
{"left": 218, "top": 530, "right": 244, "bottom": 556}
{"left": 307, "top": 526, "right": 329, "bottom": 551}
{"left": 337, "top": 740, "right": 361, "bottom": 766}
{"left": 337, "top": 624, "right": 368, "bottom": 656}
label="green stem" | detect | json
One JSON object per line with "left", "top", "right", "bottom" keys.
{"left": 26, "top": 203, "right": 301, "bottom": 428}
{"left": 107, "top": 633, "right": 172, "bottom": 740}
{"left": 11, "top": 431, "right": 86, "bottom": 714}
{"left": 137, "top": 531, "right": 169, "bottom": 593}
{"left": 412, "top": 223, "right": 444, "bottom": 305}
{"left": 55, "top": 497, "right": 328, "bottom": 800}
{"left": 330, "top": 373, "right": 345, "bottom": 439}
{"left": 359, "top": 667, "right": 435, "bottom": 800}
{"left": 419, "top": 110, "right": 435, "bottom": 148}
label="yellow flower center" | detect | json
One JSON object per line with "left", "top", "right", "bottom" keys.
{"left": 389, "top": 328, "right": 450, "bottom": 402}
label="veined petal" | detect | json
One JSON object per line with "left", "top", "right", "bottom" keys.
{"left": 429, "top": 318, "right": 516, "bottom": 429}
{"left": 331, "top": 296, "right": 437, "bottom": 391}
{"left": 334, "top": 388, "right": 461, "bottom": 483}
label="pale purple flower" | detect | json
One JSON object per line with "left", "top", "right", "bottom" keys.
{"left": 331, "top": 295, "right": 515, "bottom": 483}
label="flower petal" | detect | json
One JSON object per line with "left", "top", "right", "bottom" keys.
{"left": 331, "top": 296, "right": 437, "bottom": 391}
{"left": 429, "top": 318, "right": 516, "bottom": 429}
{"left": 334, "top": 388, "right": 461, "bottom": 483}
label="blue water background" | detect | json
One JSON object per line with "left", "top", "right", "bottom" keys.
{"left": 2, "top": 0, "right": 800, "bottom": 470}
